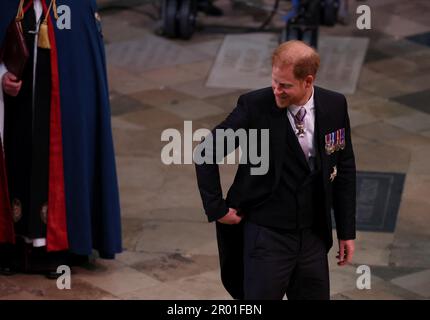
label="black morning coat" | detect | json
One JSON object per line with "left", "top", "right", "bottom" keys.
{"left": 195, "top": 86, "right": 357, "bottom": 299}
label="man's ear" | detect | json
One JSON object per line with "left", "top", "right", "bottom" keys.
{"left": 304, "top": 75, "right": 314, "bottom": 88}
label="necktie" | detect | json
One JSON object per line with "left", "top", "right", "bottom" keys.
{"left": 293, "top": 107, "right": 310, "bottom": 161}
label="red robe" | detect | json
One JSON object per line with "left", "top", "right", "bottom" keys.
{"left": 0, "top": 137, "right": 14, "bottom": 244}
{"left": 0, "top": 0, "right": 68, "bottom": 251}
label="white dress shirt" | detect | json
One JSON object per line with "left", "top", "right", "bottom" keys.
{"left": 286, "top": 87, "right": 316, "bottom": 160}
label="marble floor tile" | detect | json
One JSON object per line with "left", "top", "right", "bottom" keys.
{"left": 352, "top": 142, "right": 410, "bottom": 173}
{"left": 74, "top": 266, "right": 161, "bottom": 296}
{"left": 372, "top": 13, "right": 430, "bottom": 38}
{"left": 174, "top": 79, "right": 238, "bottom": 99}
{"left": 158, "top": 99, "right": 226, "bottom": 120}
{"left": 391, "top": 269, "right": 430, "bottom": 298}
{"left": 107, "top": 65, "right": 161, "bottom": 95}
{"left": 117, "top": 282, "right": 198, "bottom": 300}
{"left": 165, "top": 270, "right": 232, "bottom": 300}
{"left": 130, "top": 253, "right": 219, "bottom": 282}
{"left": 385, "top": 111, "right": 430, "bottom": 134}
{"left": 339, "top": 280, "right": 424, "bottom": 300}
{"left": 353, "top": 231, "right": 395, "bottom": 266}
{"left": 118, "top": 108, "right": 185, "bottom": 132}
{"left": 131, "top": 88, "right": 195, "bottom": 108}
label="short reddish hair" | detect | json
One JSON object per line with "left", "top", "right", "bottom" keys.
{"left": 272, "top": 40, "right": 320, "bottom": 80}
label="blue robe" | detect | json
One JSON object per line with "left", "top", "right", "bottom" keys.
{"left": 0, "top": 0, "right": 122, "bottom": 259}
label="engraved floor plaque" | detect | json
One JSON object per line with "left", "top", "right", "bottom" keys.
{"left": 206, "top": 34, "right": 369, "bottom": 94}
{"left": 333, "top": 171, "right": 405, "bottom": 232}
{"left": 106, "top": 33, "right": 211, "bottom": 73}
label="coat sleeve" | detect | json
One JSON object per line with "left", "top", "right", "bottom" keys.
{"left": 332, "top": 96, "right": 356, "bottom": 240}
{"left": 194, "top": 95, "right": 250, "bottom": 222}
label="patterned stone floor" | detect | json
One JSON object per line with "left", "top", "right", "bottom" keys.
{"left": 1, "top": 0, "right": 430, "bottom": 300}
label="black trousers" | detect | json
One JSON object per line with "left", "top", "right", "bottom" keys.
{"left": 243, "top": 220, "right": 330, "bottom": 300}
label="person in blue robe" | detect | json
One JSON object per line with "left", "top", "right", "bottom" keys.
{"left": 0, "top": 0, "right": 122, "bottom": 277}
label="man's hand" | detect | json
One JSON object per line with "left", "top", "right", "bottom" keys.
{"left": 2, "top": 72, "right": 22, "bottom": 97}
{"left": 337, "top": 239, "right": 355, "bottom": 266}
{"left": 217, "top": 208, "right": 242, "bottom": 225}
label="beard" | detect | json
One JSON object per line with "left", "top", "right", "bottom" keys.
{"left": 274, "top": 90, "right": 306, "bottom": 109}
{"left": 274, "top": 95, "right": 290, "bottom": 108}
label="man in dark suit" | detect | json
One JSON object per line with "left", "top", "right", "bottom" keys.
{"left": 195, "top": 40, "right": 356, "bottom": 300}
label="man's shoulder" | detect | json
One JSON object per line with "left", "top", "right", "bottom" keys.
{"left": 314, "top": 86, "right": 346, "bottom": 103}
{"left": 239, "top": 87, "right": 274, "bottom": 102}
{"left": 237, "top": 87, "right": 274, "bottom": 115}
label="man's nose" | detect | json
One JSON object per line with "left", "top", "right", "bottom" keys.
{"left": 273, "top": 85, "right": 283, "bottom": 95}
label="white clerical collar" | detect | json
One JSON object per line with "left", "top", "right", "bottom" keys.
{"left": 34, "top": 0, "right": 43, "bottom": 21}
{"left": 289, "top": 87, "right": 315, "bottom": 115}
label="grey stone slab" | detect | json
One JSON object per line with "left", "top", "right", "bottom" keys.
{"left": 385, "top": 112, "right": 430, "bottom": 134}
{"left": 130, "top": 253, "right": 219, "bottom": 282}
{"left": 374, "top": 0, "right": 430, "bottom": 29}
{"left": 407, "top": 31, "right": 430, "bottom": 47}
{"left": 203, "top": 91, "right": 246, "bottom": 112}
{"left": 357, "top": 68, "right": 419, "bottom": 98}
{"left": 348, "top": 109, "right": 378, "bottom": 128}
{"left": 0, "top": 278, "right": 22, "bottom": 298}
{"left": 206, "top": 33, "right": 368, "bottom": 94}
{"left": 165, "top": 270, "right": 232, "bottom": 300}
{"left": 408, "top": 145, "right": 430, "bottom": 175}
{"left": 206, "top": 33, "right": 277, "bottom": 90}
{"left": 184, "top": 39, "right": 224, "bottom": 59}
{"left": 131, "top": 88, "right": 195, "bottom": 108}
{"left": 100, "top": 15, "right": 150, "bottom": 44}
{"left": 372, "top": 12, "right": 430, "bottom": 38}
{"left": 110, "top": 91, "right": 152, "bottom": 116}
{"left": 107, "top": 65, "right": 161, "bottom": 95}
{"left": 340, "top": 279, "right": 424, "bottom": 300}
{"left": 174, "top": 79, "right": 238, "bottom": 99}
{"left": 117, "top": 107, "right": 184, "bottom": 130}
{"left": 332, "top": 171, "right": 405, "bottom": 232}
{"left": 315, "top": 36, "right": 369, "bottom": 94}
{"left": 158, "top": 99, "right": 226, "bottom": 120}
{"left": 366, "top": 57, "right": 419, "bottom": 78}
{"left": 389, "top": 237, "right": 430, "bottom": 269}
{"left": 106, "top": 34, "right": 211, "bottom": 73}
{"left": 142, "top": 65, "right": 208, "bottom": 87}
{"left": 370, "top": 265, "right": 426, "bottom": 282}
{"left": 117, "top": 282, "right": 198, "bottom": 299}
{"left": 391, "top": 269, "right": 430, "bottom": 298}
{"left": 370, "top": 38, "right": 429, "bottom": 58}
{"left": 364, "top": 48, "right": 393, "bottom": 63}
{"left": 353, "top": 231, "right": 394, "bottom": 266}
{"left": 352, "top": 142, "right": 410, "bottom": 173}
{"left": 356, "top": 171, "right": 405, "bottom": 232}
{"left": 353, "top": 121, "right": 430, "bottom": 147}
{"left": 135, "top": 221, "right": 216, "bottom": 255}
{"left": 391, "top": 89, "right": 430, "bottom": 114}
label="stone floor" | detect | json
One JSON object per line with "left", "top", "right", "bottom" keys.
{"left": 1, "top": 0, "right": 430, "bottom": 300}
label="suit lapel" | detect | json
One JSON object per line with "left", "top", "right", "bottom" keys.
{"left": 269, "top": 101, "right": 288, "bottom": 190}
{"left": 314, "top": 87, "right": 330, "bottom": 186}
{"left": 284, "top": 112, "right": 311, "bottom": 171}
{"left": 268, "top": 96, "right": 310, "bottom": 190}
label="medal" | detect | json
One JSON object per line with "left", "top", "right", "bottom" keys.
{"left": 291, "top": 107, "right": 307, "bottom": 138}
{"left": 325, "top": 132, "right": 334, "bottom": 154}
{"left": 339, "top": 128, "right": 346, "bottom": 150}
{"left": 296, "top": 124, "right": 306, "bottom": 137}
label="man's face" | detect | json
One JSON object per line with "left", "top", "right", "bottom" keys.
{"left": 271, "top": 64, "right": 310, "bottom": 108}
